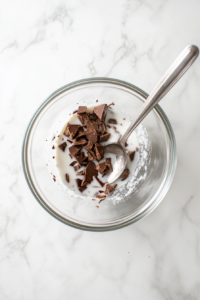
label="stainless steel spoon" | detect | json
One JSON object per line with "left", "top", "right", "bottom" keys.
{"left": 104, "top": 45, "right": 199, "bottom": 184}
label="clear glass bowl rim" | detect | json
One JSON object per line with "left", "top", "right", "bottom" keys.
{"left": 22, "top": 77, "right": 177, "bottom": 232}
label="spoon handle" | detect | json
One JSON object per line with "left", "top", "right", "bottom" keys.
{"left": 120, "top": 45, "right": 199, "bottom": 146}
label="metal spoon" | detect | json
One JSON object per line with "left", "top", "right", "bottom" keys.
{"left": 105, "top": 45, "right": 199, "bottom": 184}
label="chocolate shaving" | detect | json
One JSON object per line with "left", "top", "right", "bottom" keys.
{"left": 94, "top": 104, "right": 108, "bottom": 120}
{"left": 67, "top": 139, "right": 73, "bottom": 144}
{"left": 52, "top": 145, "right": 55, "bottom": 149}
{"left": 99, "top": 133, "right": 111, "bottom": 143}
{"left": 68, "top": 125, "right": 80, "bottom": 139}
{"left": 65, "top": 174, "right": 70, "bottom": 183}
{"left": 98, "top": 198, "right": 106, "bottom": 203}
{"left": 84, "top": 141, "right": 93, "bottom": 151}
{"left": 58, "top": 142, "right": 67, "bottom": 152}
{"left": 108, "top": 102, "right": 114, "bottom": 107}
{"left": 77, "top": 106, "right": 87, "bottom": 114}
{"left": 108, "top": 118, "right": 117, "bottom": 124}
{"left": 81, "top": 162, "right": 98, "bottom": 186}
{"left": 96, "top": 194, "right": 106, "bottom": 199}
{"left": 94, "top": 143, "right": 104, "bottom": 161}
{"left": 107, "top": 124, "right": 111, "bottom": 129}
{"left": 95, "top": 176, "right": 105, "bottom": 187}
{"left": 69, "top": 145, "right": 82, "bottom": 157}
{"left": 73, "top": 138, "right": 87, "bottom": 146}
{"left": 105, "top": 158, "right": 113, "bottom": 172}
{"left": 105, "top": 184, "right": 117, "bottom": 194}
{"left": 76, "top": 178, "right": 87, "bottom": 192}
{"left": 121, "top": 168, "right": 130, "bottom": 181}
{"left": 128, "top": 151, "right": 135, "bottom": 162}
{"left": 70, "top": 161, "right": 77, "bottom": 166}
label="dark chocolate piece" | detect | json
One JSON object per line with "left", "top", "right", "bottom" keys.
{"left": 121, "top": 168, "right": 130, "bottom": 181}
{"left": 65, "top": 174, "right": 70, "bottom": 183}
{"left": 69, "top": 145, "right": 82, "bottom": 157}
{"left": 73, "top": 138, "right": 87, "bottom": 146}
{"left": 78, "top": 113, "right": 90, "bottom": 122}
{"left": 76, "top": 127, "right": 86, "bottom": 139}
{"left": 67, "top": 139, "right": 73, "bottom": 144}
{"left": 68, "top": 125, "right": 80, "bottom": 139}
{"left": 96, "top": 161, "right": 108, "bottom": 176}
{"left": 84, "top": 141, "right": 93, "bottom": 151}
{"left": 96, "top": 194, "right": 106, "bottom": 199}
{"left": 52, "top": 145, "right": 55, "bottom": 149}
{"left": 74, "top": 164, "right": 81, "bottom": 172}
{"left": 95, "top": 176, "right": 105, "bottom": 187}
{"left": 81, "top": 162, "right": 98, "bottom": 186}
{"left": 100, "top": 122, "right": 106, "bottom": 133}
{"left": 95, "top": 143, "right": 104, "bottom": 161}
{"left": 77, "top": 106, "right": 87, "bottom": 114}
{"left": 87, "top": 151, "right": 96, "bottom": 161}
{"left": 76, "top": 178, "right": 87, "bottom": 192}
{"left": 86, "top": 128, "right": 98, "bottom": 144}
{"left": 75, "top": 152, "right": 87, "bottom": 166}
{"left": 99, "top": 133, "right": 111, "bottom": 143}
{"left": 70, "top": 161, "right": 77, "bottom": 166}
{"left": 78, "top": 115, "right": 84, "bottom": 124}
{"left": 108, "top": 102, "right": 115, "bottom": 108}
{"left": 107, "top": 124, "right": 111, "bottom": 129}
{"left": 98, "top": 198, "right": 106, "bottom": 203}
{"left": 77, "top": 169, "right": 85, "bottom": 175}
{"left": 63, "top": 124, "right": 70, "bottom": 137}
{"left": 105, "top": 158, "right": 113, "bottom": 172}
{"left": 105, "top": 184, "right": 117, "bottom": 194}
{"left": 128, "top": 151, "right": 135, "bottom": 162}
{"left": 94, "top": 104, "right": 108, "bottom": 120}
{"left": 108, "top": 118, "right": 117, "bottom": 124}
{"left": 58, "top": 142, "right": 67, "bottom": 152}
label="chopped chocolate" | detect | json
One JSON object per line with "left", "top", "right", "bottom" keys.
{"left": 69, "top": 145, "right": 82, "bottom": 157}
{"left": 108, "top": 102, "right": 115, "bottom": 107}
{"left": 105, "top": 184, "right": 117, "bottom": 194}
{"left": 136, "top": 147, "right": 139, "bottom": 152}
{"left": 94, "top": 104, "right": 108, "bottom": 120}
{"left": 70, "top": 161, "right": 77, "bottom": 166}
{"left": 105, "top": 158, "right": 113, "bottom": 172}
{"left": 76, "top": 127, "right": 86, "bottom": 139}
{"left": 73, "top": 109, "right": 78, "bottom": 114}
{"left": 68, "top": 125, "right": 80, "bottom": 139}
{"left": 64, "top": 125, "right": 70, "bottom": 137}
{"left": 87, "top": 121, "right": 99, "bottom": 133}
{"left": 74, "top": 164, "right": 81, "bottom": 172}
{"left": 58, "top": 142, "right": 67, "bottom": 152}
{"left": 73, "top": 138, "right": 87, "bottom": 146}
{"left": 107, "top": 124, "right": 111, "bottom": 129}
{"left": 108, "top": 118, "right": 117, "bottom": 124}
{"left": 87, "top": 150, "right": 96, "bottom": 161}
{"left": 81, "top": 162, "right": 98, "bottom": 186}
{"left": 100, "top": 122, "right": 106, "bottom": 133}
{"left": 96, "top": 161, "right": 107, "bottom": 175}
{"left": 78, "top": 106, "right": 87, "bottom": 114}
{"left": 121, "top": 168, "right": 130, "bottom": 181}
{"left": 75, "top": 152, "right": 87, "bottom": 166}
{"left": 99, "top": 133, "right": 111, "bottom": 143}
{"left": 52, "top": 136, "right": 55, "bottom": 141}
{"left": 79, "top": 113, "right": 90, "bottom": 123}
{"left": 94, "top": 143, "right": 104, "bottom": 161}
{"left": 78, "top": 115, "right": 84, "bottom": 124}
{"left": 77, "top": 169, "right": 85, "bottom": 175}
{"left": 53, "top": 177, "right": 56, "bottom": 182}
{"left": 98, "top": 198, "right": 106, "bottom": 203}
{"left": 52, "top": 156, "right": 55, "bottom": 159}
{"left": 52, "top": 145, "right": 55, "bottom": 149}
{"left": 95, "top": 176, "right": 105, "bottom": 187}
{"left": 102, "top": 166, "right": 110, "bottom": 177}
{"left": 128, "top": 151, "right": 135, "bottom": 162}
{"left": 98, "top": 190, "right": 105, "bottom": 193}
{"left": 86, "top": 128, "right": 98, "bottom": 144}
{"left": 65, "top": 174, "right": 70, "bottom": 183}
{"left": 76, "top": 178, "right": 87, "bottom": 192}
{"left": 96, "top": 194, "right": 106, "bottom": 199}
{"left": 84, "top": 141, "right": 93, "bottom": 151}
{"left": 67, "top": 139, "right": 73, "bottom": 144}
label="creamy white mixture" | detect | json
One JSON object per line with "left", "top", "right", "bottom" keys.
{"left": 54, "top": 106, "right": 139, "bottom": 198}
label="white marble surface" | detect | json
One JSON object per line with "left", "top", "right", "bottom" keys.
{"left": 0, "top": 0, "right": 200, "bottom": 299}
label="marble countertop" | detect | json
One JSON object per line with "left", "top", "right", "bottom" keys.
{"left": 0, "top": 0, "right": 200, "bottom": 299}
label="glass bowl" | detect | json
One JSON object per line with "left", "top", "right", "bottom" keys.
{"left": 22, "top": 78, "right": 177, "bottom": 231}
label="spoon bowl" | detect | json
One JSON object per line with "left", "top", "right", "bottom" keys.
{"left": 104, "top": 45, "right": 199, "bottom": 183}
